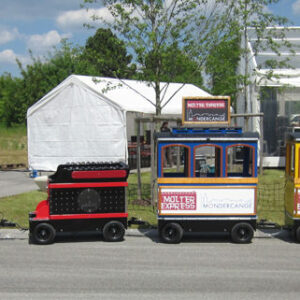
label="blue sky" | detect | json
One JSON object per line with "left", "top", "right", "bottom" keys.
{"left": 1, "top": 0, "right": 300, "bottom": 77}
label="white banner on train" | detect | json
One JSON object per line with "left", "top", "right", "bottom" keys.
{"left": 159, "top": 187, "right": 256, "bottom": 215}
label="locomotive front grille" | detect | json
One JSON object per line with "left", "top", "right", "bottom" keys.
{"left": 49, "top": 187, "right": 126, "bottom": 215}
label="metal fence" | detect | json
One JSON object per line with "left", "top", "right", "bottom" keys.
{"left": 128, "top": 184, "right": 151, "bottom": 207}
{"left": 257, "top": 182, "right": 285, "bottom": 225}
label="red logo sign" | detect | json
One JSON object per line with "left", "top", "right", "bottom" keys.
{"left": 187, "top": 100, "right": 225, "bottom": 109}
{"left": 297, "top": 192, "right": 300, "bottom": 213}
{"left": 160, "top": 192, "right": 197, "bottom": 210}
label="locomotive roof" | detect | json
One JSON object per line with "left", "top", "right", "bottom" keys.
{"left": 156, "top": 127, "right": 259, "bottom": 142}
{"left": 286, "top": 132, "right": 300, "bottom": 141}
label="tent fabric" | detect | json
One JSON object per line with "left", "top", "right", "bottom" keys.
{"left": 256, "top": 69, "right": 300, "bottom": 87}
{"left": 27, "top": 75, "right": 211, "bottom": 171}
{"left": 68, "top": 75, "right": 211, "bottom": 114}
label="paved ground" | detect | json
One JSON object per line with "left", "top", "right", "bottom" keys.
{"left": 0, "top": 227, "right": 290, "bottom": 240}
{"left": 0, "top": 168, "right": 146, "bottom": 198}
{"left": 1, "top": 170, "right": 299, "bottom": 299}
{"left": 0, "top": 171, "right": 38, "bottom": 198}
{"left": 0, "top": 234, "right": 299, "bottom": 300}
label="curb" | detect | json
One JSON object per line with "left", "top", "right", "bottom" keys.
{"left": 0, "top": 228, "right": 286, "bottom": 240}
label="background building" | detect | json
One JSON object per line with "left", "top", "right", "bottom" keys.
{"left": 237, "top": 27, "right": 300, "bottom": 166}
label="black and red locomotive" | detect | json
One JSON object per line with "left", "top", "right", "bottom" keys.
{"left": 29, "top": 162, "right": 129, "bottom": 244}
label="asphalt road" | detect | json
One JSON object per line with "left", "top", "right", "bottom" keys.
{"left": 0, "top": 234, "right": 299, "bottom": 300}
{"left": 0, "top": 171, "right": 38, "bottom": 197}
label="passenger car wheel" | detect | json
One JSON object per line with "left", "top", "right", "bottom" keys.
{"left": 295, "top": 226, "right": 300, "bottom": 243}
{"left": 160, "top": 222, "right": 183, "bottom": 244}
{"left": 231, "top": 222, "right": 254, "bottom": 244}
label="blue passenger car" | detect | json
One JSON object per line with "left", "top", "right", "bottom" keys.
{"left": 156, "top": 127, "right": 259, "bottom": 243}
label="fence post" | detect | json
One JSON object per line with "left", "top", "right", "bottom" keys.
{"left": 259, "top": 115, "right": 264, "bottom": 175}
{"left": 136, "top": 119, "right": 142, "bottom": 200}
{"left": 150, "top": 119, "right": 157, "bottom": 207}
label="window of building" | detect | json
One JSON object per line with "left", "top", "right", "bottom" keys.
{"left": 290, "top": 144, "right": 295, "bottom": 176}
{"left": 161, "top": 145, "right": 190, "bottom": 177}
{"left": 285, "top": 143, "right": 295, "bottom": 177}
{"left": 226, "top": 145, "right": 254, "bottom": 177}
{"left": 194, "top": 145, "right": 222, "bottom": 177}
{"left": 285, "top": 143, "right": 290, "bottom": 175}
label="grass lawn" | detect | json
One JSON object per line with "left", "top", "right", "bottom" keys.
{"left": 258, "top": 168, "right": 285, "bottom": 184}
{"left": 0, "top": 169, "right": 287, "bottom": 229}
{"left": 0, "top": 192, "right": 157, "bottom": 229}
{"left": 0, "top": 172, "right": 157, "bottom": 229}
{"left": 0, "top": 125, "right": 288, "bottom": 228}
{"left": 0, "top": 191, "right": 46, "bottom": 228}
{"left": 0, "top": 126, "right": 27, "bottom": 166}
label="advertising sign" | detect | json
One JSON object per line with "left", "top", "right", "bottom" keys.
{"left": 182, "top": 96, "right": 230, "bottom": 126}
{"left": 296, "top": 191, "right": 300, "bottom": 215}
{"left": 159, "top": 187, "right": 256, "bottom": 215}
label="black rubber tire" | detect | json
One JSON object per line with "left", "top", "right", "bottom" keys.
{"left": 102, "top": 221, "right": 125, "bottom": 242}
{"left": 231, "top": 222, "right": 254, "bottom": 244}
{"left": 290, "top": 227, "right": 295, "bottom": 240}
{"left": 295, "top": 226, "right": 300, "bottom": 243}
{"left": 33, "top": 223, "right": 56, "bottom": 245}
{"left": 160, "top": 222, "right": 183, "bottom": 244}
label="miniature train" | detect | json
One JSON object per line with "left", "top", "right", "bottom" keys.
{"left": 156, "top": 127, "right": 259, "bottom": 244}
{"left": 284, "top": 132, "right": 300, "bottom": 242}
{"left": 29, "top": 126, "right": 262, "bottom": 244}
{"left": 29, "top": 162, "right": 129, "bottom": 244}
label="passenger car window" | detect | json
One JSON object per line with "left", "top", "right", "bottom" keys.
{"left": 162, "top": 145, "right": 190, "bottom": 177}
{"left": 227, "top": 145, "right": 254, "bottom": 177}
{"left": 194, "top": 145, "right": 222, "bottom": 177}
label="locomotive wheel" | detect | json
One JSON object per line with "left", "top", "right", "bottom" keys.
{"left": 231, "top": 222, "right": 254, "bottom": 244}
{"left": 160, "top": 222, "right": 183, "bottom": 244}
{"left": 33, "top": 223, "right": 56, "bottom": 245}
{"left": 295, "top": 226, "right": 300, "bottom": 243}
{"left": 103, "top": 221, "right": 125, "bottom": 242}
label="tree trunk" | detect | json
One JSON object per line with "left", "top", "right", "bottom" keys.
{"left": 155, "top": 80, "right": 161, "bottom": 116}
{"left": 243, "top": 1, "right": 249, "bottom": 131}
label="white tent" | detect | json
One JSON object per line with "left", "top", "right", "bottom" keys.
{"left": 27, "top": 74, "right": 211, "bottom": 171}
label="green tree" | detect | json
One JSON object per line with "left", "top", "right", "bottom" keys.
{"left": 142, "top": 42, "right": 203, "bottom": 87}
{"left": 0, "top": 74, "right": 23, "bottom": 126}
{"left": 82, "top": 28, "right": 136, "bottom": 77}
{"left": 84, "top": 0, "right": 233, "bottom": 115}
{"left": 205, "top": 28, "right": 241, "bottom": 109}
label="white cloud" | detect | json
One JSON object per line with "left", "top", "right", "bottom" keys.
{"left": 27, "top": 30, "right": 67, "bottom": 53}
{"left": 0, "top": 49, "right": 17, "bottom": 64}
{"left": 0, "top": 49, "right": 30, "bottom": 65}
{"left": 293, "top": 0, "right": 300, "bottom": 14}
{"left": 56, "top": 8, "right": 113, "bottom": 31}
{"left": 0, "top": 28, "right": 20, "bottom": 45}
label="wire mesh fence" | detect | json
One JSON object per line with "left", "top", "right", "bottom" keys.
{"left": 128, "top": 184, "right": 151, "bottom": 207}
{"left": 127, "top": 182, "right": 286, "bottom": 225}
{"left": 257, "top": 182, "right": 285, "bottom": 211}
{"left": 257, "top": 182, "right": 285, "bottom": 225}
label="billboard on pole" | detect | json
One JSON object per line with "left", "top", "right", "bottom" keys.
{"left": 182, "top": 96, "right": 230, "bottom": 126}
